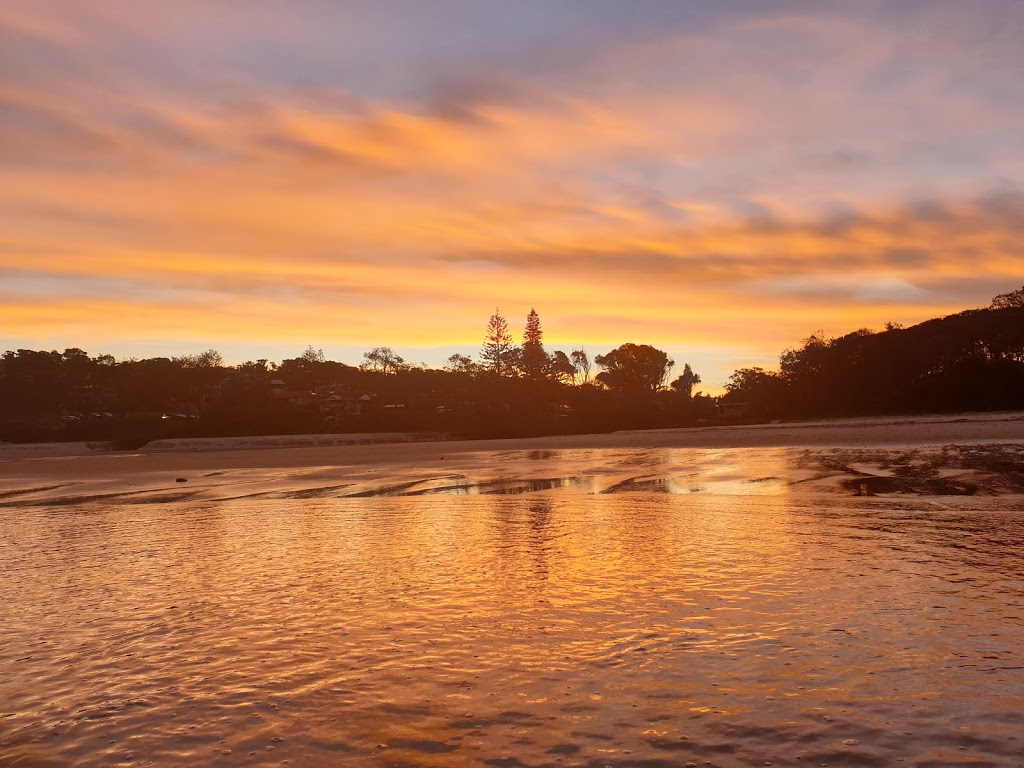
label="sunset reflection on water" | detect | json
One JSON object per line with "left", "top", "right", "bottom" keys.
{"left": 2, "top": 466, "right": 1023, "bottom": 767}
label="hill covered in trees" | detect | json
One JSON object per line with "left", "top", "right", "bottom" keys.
{"left": 723, "top": 296, "right": 1024, "bottom": 419}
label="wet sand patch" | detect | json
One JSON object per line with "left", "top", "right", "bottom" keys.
{"left": 796, "top": 443, "right": 1024, "bottom": 496}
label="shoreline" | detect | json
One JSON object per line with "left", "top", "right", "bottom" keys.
{"left": 2, "top": 411, "right": 1024, "bottom": 483}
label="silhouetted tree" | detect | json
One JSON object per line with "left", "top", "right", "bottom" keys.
{"left": 991, "top": 285, "right": 1024, "bottom": 309}
{"left": 236, "top": 359, "right": 272, "bottom": 376}
{"left": 521, "top": 308, "right": 548, "bottom": 380}
{"left": 480, "top": 309, "right": 516, "bottom": 376}
{"left": 595, "top": 344, "right": 674, "bottom": 392}
{"left": 779, "top": 332, "right": 832, "bottom": 382}
{"left": 570, "top": 349, "right": 591, "bottom": 385}
{"left": 506, "top": 347, "right": 524, "bottom": 377}
{"left": 720, "top": 367, "right": 785, "bottom": 417}
{"left": 548, "top": 351, "right": 575, "bottom": 383}
{"left": 445, "top": 354, "right": 479, "bottom": 375}
{"left": 670, "top": 363, "right": 701, "bottom": 399}
{"left": 277, "top": 351, "right": 355, "bottom": 389}
{"left": 300, "top": 346, "right": 326, "bottom": 363}
{"left": 725, "top": 367, "right": 776, "bottom": 394}
{"left": 361, "top": 346, "right": 406, "bottom": 375}
{"left": 174, "top": 349, "right": 224, "bottom": 368}
{"left": 163, "top": 350, "right": 226, "bottom": 414}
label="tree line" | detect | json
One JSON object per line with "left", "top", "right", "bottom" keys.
{"left": 0, "top": 308, "right": 704, "bottom": 446}
{"left": 4, "top": 289, "right": 1024, "bottom": 446}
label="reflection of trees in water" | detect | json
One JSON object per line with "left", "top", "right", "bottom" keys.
{"left": 489, "top": 498, "right": 556, "bottom": 586}
{"left": 528, "top": 499, "right": 552, "bottom": 531}
{"left": 605, "top": 494, "right": 681, "bottom": 573}
{"left": 528, "top": 499, "right": 552, "bottom": 581}
{"left": 352, "top": 475, "right": 580, "bottom": 496}
{"left": 526, "top": 450, "right": 558, "bottom": 461}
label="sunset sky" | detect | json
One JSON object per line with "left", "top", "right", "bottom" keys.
{"left": 3, "top": 1, "right": 1023, "bottom": 390}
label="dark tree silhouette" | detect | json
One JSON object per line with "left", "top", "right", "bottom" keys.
{"left": 548, "top": 351, "right": 574, "bottom": 383}
{"left": 719, "top": 304, "right": 1024, "bottom": 418}
{"left": 174, "top": 349, "right": 224, "bottom": 368}
{"left": 300, "top": 346, "right": 326, "bottom": 363}
{"left": 277, "top": 352, "right": 355, "bottom": 389}
{"left": 481, "top": 308, "right": 515, "bottom": 376}
{"left": 594, "top": 344, "right": 674, "bottom": 392}
{"left": 236, "top": 359, "right": 273, "bottom": 376}
{"left": 721, "top": 366, "right": 786, "bottom": 416}
{"left": 521, "top": 308, "right": 548, "bottom": 380}
{"left": 779, "top": 332, "right": 832, "bottom": 382}
{"left": 725, "top": 367, "right": 779, "bottom": 394}
{"left": 445, "top": 353, "right": 479, "bottom": 375}
{"left": 670, "top": 363, "right": 701, "bottom": 399}
{"left": 570, "top": 349, "right": 591, "bottom": 384}
{"left": 992, "top": 285, "right": 1024, "bottom": 309}
{"left": 361, "top": 347, "right": 406, "bottom": 375}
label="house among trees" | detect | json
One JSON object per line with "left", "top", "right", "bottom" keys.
{"left": 317, "top": 390, "right": 375, "bottom": 417}
{"left": 717, "top": 401, "right": 750, "bottom": 418}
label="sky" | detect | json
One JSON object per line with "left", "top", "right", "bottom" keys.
{"left": 3, "top": 1, "right": 1024, "bottom": 391}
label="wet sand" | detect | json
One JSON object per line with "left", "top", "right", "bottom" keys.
{"left": 2, "top": 411, "right": 1024, "bottom": 486}
{"left": 2, "top": 414, "right": 1024, "bottom": 767}
{"left": 4, "top": 442, "right": 1024, "bottom": 507}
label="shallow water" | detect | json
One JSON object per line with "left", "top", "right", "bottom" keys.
{"left": 2, "top": 449, "right": 1024, "bottom": 767}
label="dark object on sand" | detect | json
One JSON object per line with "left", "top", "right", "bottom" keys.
{"left": 175, "top": 477, "right": 188, "bottom": 483}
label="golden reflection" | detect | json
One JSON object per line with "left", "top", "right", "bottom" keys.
{"left": 2, "top": 448, "right": 1024, "bottom": 766}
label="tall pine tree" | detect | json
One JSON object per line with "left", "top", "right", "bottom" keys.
{"left": 480, "top": 309, "right": 515, "bottom": 375}
{"left": 521, "top": 308, "right": 547, "bottom": 380}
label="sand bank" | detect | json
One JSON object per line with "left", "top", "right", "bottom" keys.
{"left": 3, "top": 410, "right": 1024, "bottom": 473}
{"left": 1, "top": 412, "right": 1023, "bottom": 504}
{"left": 0, "top": 432, "right": 442, "bottom": 463}
{"left": 0, "top": 440, "right": 115, "bottom": 460}
{"left": 141, "top": 431, "right": 445, "bottom": 453}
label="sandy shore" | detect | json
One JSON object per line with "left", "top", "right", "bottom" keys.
{"left": 1, "top": 411, "right": 1023, "bottom": 486}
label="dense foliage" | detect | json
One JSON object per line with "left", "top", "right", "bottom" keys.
{"left": 722, "top": 306, "right": 1024, "bottom": 418}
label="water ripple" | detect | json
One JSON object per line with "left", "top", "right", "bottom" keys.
{"left": 2, "top": 457, "right": 1023, "bottom": 766}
